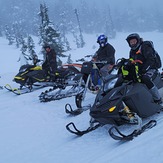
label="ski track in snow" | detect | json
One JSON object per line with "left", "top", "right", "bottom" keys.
{"left": 0, "top": 33, "right": 163, "bottom": 163}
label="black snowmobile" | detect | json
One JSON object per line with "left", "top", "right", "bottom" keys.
{"left": 66, "top": 59, "right": 163, "bottom": 141}
{"left": 5, "top": 63, "right": 82, "bottom": 95}
{"left": 5, "top": 64, "right": 48, "bottom": 94}
{"left": 14, "top": 64, "right": 47, "bottom": 86}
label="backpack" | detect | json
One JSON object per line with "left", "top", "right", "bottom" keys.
{"left": 118, "top": 58, "right": 141, "bottom": 82}
{"left": 141, "top": 41, "right": 162, "bottom": 69}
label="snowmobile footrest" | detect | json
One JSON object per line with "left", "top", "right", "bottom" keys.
{"left": 108, "top": 120, "right": 157, "bottom": 141}
{"left": 66, "top": 122, "right": 101, "bottom": 136}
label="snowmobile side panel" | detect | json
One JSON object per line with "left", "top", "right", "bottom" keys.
{"left": 124, "top": 83, "right": 162, "bottom": 118}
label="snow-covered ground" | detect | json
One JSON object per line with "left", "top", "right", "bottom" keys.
{"left": 0, "top": 32, "right": 163, "bottom": 163}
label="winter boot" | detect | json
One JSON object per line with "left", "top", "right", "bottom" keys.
{"left": 150, "top": 86, "right": 162, "bottom": 104}
{"left": 121, "top": 105, "right": 137, "bottom": 123}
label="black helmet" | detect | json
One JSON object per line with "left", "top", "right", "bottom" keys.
{"left": 126, "top": 33, "right": 142, "bottom": 50}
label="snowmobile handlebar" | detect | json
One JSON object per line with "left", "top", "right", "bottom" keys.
{"left": 90, "top": 61, "right": 108, "bottom": 64}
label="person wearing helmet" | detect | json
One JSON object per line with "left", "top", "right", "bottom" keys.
{"left": 42, "top": 45, "right": 57, "bottom": 80}
{"left": 93, "top": 34, "right": 115, "bottom": 76}
{"left": 116, "top": 33, "right": 162, "bottom": 104}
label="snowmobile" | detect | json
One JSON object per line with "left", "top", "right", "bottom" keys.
{"left": 65, "top": 61, "right": 118, "bottom": 115}
{"left": 66, "top": 59, "right": 163, "bottom": 141}
{"left": 5, "top": 64, "right": 48, "bottom": 94}
{"left": 5, "top": 62, "right": 82, "bottom": 95}
{"left": 39, "top": 55, "right": 104, "bottom": 102}
{"left": 38, "top": 60, "right": 108, "bottom": 103}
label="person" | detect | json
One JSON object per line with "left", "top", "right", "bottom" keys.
{"left": 42, "top": 45, "right": 57, "bottom": 80}
{"left": 115, "top": 33, "right": 162, "bottom": 104}
{"left": 92, "top": 34, "right": 115, "bottom": 76}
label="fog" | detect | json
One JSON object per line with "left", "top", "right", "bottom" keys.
{"left": 0, "top": 0, "right": 163, "bottom": 35}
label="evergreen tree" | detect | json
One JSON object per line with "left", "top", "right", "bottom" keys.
{"left": 1, "top": 0, "right": 163, "bottom": 37}
{"left": 59, "top": 11, "right": 71, "bottom": 51}
{"left": 18, "top": 37, "right": 29, "bottom": 66}
{"left": 38, "top": 3, "right": 65, "bottom": 57}
{"left": 104, "top": 5, "right": 116, "bottom": 39}
{"left": 27, "top": 35, "right": 36, "bottom": 59}
{"left": 12, "top": 22, "right": 26, "bottom": 48}
{"left": 4, "top": 25, "right": 15, "bottom": 45}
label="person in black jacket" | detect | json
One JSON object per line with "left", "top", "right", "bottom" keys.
{"left": 92, "top": 34, "right": 115, "bottom": 76}
{"left": 42, "top": 45, "right": 57, "bottom": 80}
{"left": 115, "top": 33, "right": 162, "bottom": 104}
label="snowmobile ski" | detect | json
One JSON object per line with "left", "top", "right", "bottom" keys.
{"left": 4, "top": 83, "right": 52, "bottom": 95}
{"left": 4, "top": 84, "right": 32, "bottom": 95}
{"left": 66, "top": 122, "right": 101, "bottom": 136}
{"left": 108, "top": 120, "right": 157, "bottom": 141}
{"left": 65, "top": 103, "right": 91, "bottom": 116}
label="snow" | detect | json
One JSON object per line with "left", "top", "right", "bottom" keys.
{"left": 0, "top": 32, "right": 163, "bottom": 163}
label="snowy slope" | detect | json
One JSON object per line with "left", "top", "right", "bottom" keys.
{"left": 0, "top": 32, "right": 163, "bottom": 163}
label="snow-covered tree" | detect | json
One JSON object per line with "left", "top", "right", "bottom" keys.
{"left": 18, "top": 37, "right": 28, "bottom": 66}
{"left": 12, "top": 22, "right": 27, "bottom": 48}
{"left": 27, "top": 35, "right": 36, "bottom": 58}
{"left": 59, "top": 11, "right": 71, "bottom": 51}
{"left": 38, "top": 3, "right": 65, "bottom": 57}
{"left": 104, "top": 6, "right": 116, "bottom": 39}
{"left": 4, "top": 25, "right": 15, "bottom": 45}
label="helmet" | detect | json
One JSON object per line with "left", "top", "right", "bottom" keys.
{"left": 97, "top": 34, "right": 108, "bottom": 47}
{"left": 126, "top": 33, "right": 142, "bottom": 50}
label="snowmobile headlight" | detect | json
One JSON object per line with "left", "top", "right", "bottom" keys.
{"left": 104, "top": 78, "right": 118, "bottom": 92}
{"left": 108, "top": 106, "right": 116, "bottom": 112}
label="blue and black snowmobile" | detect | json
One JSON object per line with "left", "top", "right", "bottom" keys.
{"left": 66, "top": 58, "right": 163, "bottom": 141}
